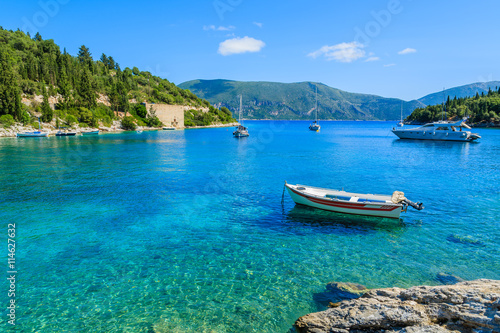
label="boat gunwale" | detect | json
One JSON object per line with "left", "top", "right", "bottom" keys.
{"left": 287, "top": 183, "right": 401, "bottom": 208}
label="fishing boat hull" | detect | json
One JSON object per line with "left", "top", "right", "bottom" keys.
{"left": 16, "top": 132, "right": 49, "bottom": 137}
{"left": 55, "top": 132, "right": 77, "bottom": 136}
{"left": 163, "top": 127, "right": 176, "bottom": 130}
{"left": 285, "top": 183, "right": 403, "bottom": 219}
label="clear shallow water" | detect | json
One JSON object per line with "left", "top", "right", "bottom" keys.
{"left": 0, "top": 121, "right": 499, "bottom": 332}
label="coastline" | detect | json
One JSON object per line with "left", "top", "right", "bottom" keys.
{"left": 294, "top": 279, "right": 500, "bottom": 333}
{"left": 184, "top": 122, "right": 239, "bottom": 129}
{"left": 0, "top": 122, "right": 241, "bottom": 138}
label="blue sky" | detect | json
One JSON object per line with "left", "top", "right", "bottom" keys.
{"left": 1, "top": 0, "right": 499, "bottom": 101}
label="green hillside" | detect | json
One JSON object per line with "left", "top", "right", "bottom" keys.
{"left": 407, "top": 87, "right": 500, "bottom": 125}
{"left": 0, "top": 28, "right": 235, "bottom": 128}
{"left": 179, "top": 79, "right": 423, "bottom": 121}
{"left": 418, "top": 81, "right": 500, "bottom": 106}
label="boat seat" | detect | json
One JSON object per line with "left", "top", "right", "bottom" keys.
{"left": 349, "top": 197, "right": 359, "bottom": 202}
{"left": 357, "top": 198, "right": 387, "bottom": 203}
{"left": 325, "top": 194, "right": 351, "bottom": 201}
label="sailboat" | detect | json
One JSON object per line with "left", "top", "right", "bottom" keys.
{"left": 397, "top": 102, "right": 404, "bottom": 127}
{"left": 233, "top": 94, "right": 249, "bottom": 138}
{"left": 309, "top": 86, "right": 320, "bottom": 131}
{"left": 17, "top": 117, "right": 49, "bottom": 137}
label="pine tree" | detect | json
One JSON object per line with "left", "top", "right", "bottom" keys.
{"left": 41, "top": 88, "right": 53, "bottom": 122}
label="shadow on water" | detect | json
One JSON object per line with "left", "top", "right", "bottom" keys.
{"left": 257, "top": 205, "right": 407, "bottom": 237}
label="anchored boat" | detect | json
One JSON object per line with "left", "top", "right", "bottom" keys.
{"left": 392, "top": 117, "right": 480, "bottom": 142}
{"left": 233, "top": 94, "right": 249, "bottom": 138}
{"left": 55, "top": 131, "right": 77, "bottom": 136}
{"left": 284, "top": 182, "right": 423, "bottom": 219}
{"left": 309, "top": 85, "right": 320, "bottom": 132}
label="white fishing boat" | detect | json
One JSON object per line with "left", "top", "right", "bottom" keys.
{"left": 309, "top": 85, "right": 320, "bottom": 131}
{"left": 284, "top": 182, "right": 423, "bottom": 219}
{"left": 233, "top": 95, "right": 249, "bottom": 138}
{"left": 392, "top": 117, "right": 480, "bottom": 142}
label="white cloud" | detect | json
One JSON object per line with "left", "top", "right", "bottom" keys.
{"left": 204, "top": 25, "right": 235, "bottom": 31}
{"left": 398, "top": 48, "right": 417, "bottom": 55}
{"left": 253, "top": 22, "right": 263, "bottom": 28}
{"left": 384, "top": 63, "right": 396, "bottom": 67}
{"left": 218, "top": 36, "right": 266, "bottom": 56}
{"left": 308, "top": 42, "right": 366, "bottom": 63}
{"left": 365, "top": 56, "right": 380, "bottom": 62}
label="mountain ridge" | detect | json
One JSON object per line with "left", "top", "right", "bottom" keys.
{"left": 179, "top": 79, "right": 423, "bottom": 121}
{"left": 179, "top": 79, "right": 500, "bottom": 121}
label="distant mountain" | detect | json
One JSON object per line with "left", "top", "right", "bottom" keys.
{"left": 417, "top": 81, "right": 500, "bottom": 106}
{"left": 179, "top": 80, "right": 423, "bottom": 121}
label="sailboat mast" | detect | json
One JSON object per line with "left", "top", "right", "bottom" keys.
{"left": 239, "top": 94, "right": 242, "bottom": 123}
{"left": 442, "top": 88, "right": 445, "bottom": 121}
{"left": 315, "top": 86, "right": 318, "bottom": 122}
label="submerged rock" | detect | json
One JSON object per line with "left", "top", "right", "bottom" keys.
{"left": 446, "top": 234, "right": 483, "bottom": 246}
{"left": 313, "top": 282, "right": 370, "bottom": 307}
{"left": 295, "top": 279, "right": 500, "bottom": 333}
{"left": 436, "top": 273, "right": 465, "bottom": 285}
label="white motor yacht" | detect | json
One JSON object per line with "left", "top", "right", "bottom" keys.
{"left": 392, "top": 117, "right": 480, "bottom": 142}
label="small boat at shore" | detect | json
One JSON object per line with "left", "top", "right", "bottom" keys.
{"left": 17, "top": 117, "right": 48, "bottom": 137}
{"left": 162, "top": 127, "right": 176, "bottom": 130}
{"left": 16, "top": 131, "right": 49, "bottom": 138}
{"left": 284, "top": 182, "right": 423, "bottom": 219}
{"left": 81, "top": 130, "right": 100, "bottom": 135}
{"left": 55, "top": 131, "right": 77, "bottom": 136}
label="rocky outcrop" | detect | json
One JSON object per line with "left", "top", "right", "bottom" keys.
{"left": 295, "top": 279, "right": 500, "bottom": 333}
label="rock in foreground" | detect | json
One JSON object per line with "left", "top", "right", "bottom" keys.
{"left": 295, "top": 279, "right": 500, "bottom": 333}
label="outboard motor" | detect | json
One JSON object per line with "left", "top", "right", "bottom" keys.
{"left": 402, "top": 199, "right": 424, "bottom": 210}
{"left": 392, "top": 191, "right": 424, "bottom": 211}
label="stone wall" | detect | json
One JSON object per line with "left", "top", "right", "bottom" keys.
{"left": 143, "top": 103, "right": 209, "bottom": 129}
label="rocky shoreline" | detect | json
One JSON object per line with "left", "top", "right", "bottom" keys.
{"left": 294, "top": 279, "right": 500, "bottom": 333}
{"left": 185, "top": 122, "right": 239, "bottom": 129}
{"left": 0, "top": 121, "right": 241, "bottom": 138}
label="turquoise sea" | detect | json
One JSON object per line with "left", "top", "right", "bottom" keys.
{"left": 1, "top": 121, "right": 499, "bottom": 332}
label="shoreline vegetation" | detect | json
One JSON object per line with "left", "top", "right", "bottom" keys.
{"left": 0, "top": 27, "right": 237, "bottom": 134}
{"left": 405, "top": 86, "right": 500, "bottom": 126}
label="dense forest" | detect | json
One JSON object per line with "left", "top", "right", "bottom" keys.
{"left": 0, "top": 27, "right": 235, "bottom": 129}
{"left": 406, "top": 87, "right": 500, "bottom": 124}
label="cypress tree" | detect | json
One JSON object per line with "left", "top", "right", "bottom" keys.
{"left": 0, "top": 48, "right": 22, "bottom": 120}
{"left": 41, "top": 88, "right": 53, "bottom": 122}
